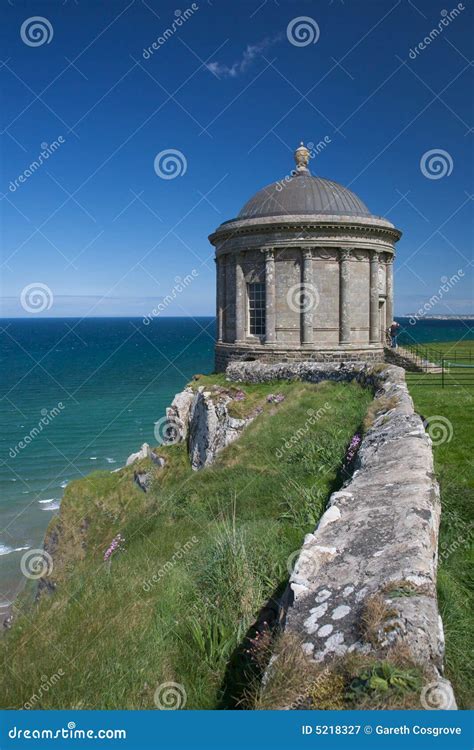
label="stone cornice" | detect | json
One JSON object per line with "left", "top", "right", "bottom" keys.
{"left": 209, "top": 213, "right": 402, "bottom": 246}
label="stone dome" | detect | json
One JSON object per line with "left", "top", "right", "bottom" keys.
{"left": 237, "top": 143, "right": 371, "bottom": 220}
{"left": 238, "top": 172, "right": 372, "bottom": 219}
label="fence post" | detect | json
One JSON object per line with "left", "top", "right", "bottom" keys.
{"left": 442, "top": 358, "right": 445, "bottom": 389}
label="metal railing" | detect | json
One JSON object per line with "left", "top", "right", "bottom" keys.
{"left": 399, "top": 344, "right": 474, "bottom": 388}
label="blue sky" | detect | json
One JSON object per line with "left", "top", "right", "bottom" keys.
{"left": 1, "top": 0, "right": 472, "bottom": 317}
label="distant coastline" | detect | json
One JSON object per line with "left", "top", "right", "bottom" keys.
{"left": 400, "top": 315, "right": 474, "bottom": 321}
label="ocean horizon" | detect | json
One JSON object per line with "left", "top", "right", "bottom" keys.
{"left": 1, "top": 315, "right": 472, "bottom": 611}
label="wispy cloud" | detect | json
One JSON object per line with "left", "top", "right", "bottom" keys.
{"left": 206, "top": 34, "right": 283, "bottom": 79}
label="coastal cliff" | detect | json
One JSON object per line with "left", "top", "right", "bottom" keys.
{"left": 1, "top": 366, "right": 456, "bottom": 710}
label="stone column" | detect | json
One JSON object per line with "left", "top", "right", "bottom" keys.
{"left": 264, "top": 248, "right": 276, "bottom": 344}
{"left": 386, "top": 255, "right": 394, "bottom": 328}
{"left": 339, "top": 248, "right": 351, "bottom": 344}
{"left": 216, "top": 255, "right": 226, "bottom": 342}
{"left": 302, "top": 248, "right": 314, "bottom": 345}
{"left": 369, "top": 251, "right": 380, "bottom": 344}
{"left": 235, "top": 252, "right": 245, "bottom": 342}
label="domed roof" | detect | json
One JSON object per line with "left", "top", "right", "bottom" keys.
{"left": 237, "top": 143, "right": 372, "bottom": 220}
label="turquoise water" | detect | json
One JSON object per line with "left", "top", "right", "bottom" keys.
{"left": 0, "top": 317, "right": 215, "bottom": 609}
{"left": 1, "top": 316, "right": 472, "bottom": 610}
{"left": 397, "top": 317, "right": 474, "bottom": 346}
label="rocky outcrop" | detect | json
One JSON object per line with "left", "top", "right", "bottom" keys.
{"left": 162, "top": 386, "right": 255, "bottom": 471}
{"left": 165, "top": 387, "right": 195, "bottom": 442}
{"left": 187, "top": 388, "right": 252, "bottom": 470}
{"left": 133, "top": 470, "right": 152, "bottom": 493}
{"left": 126, "top": 442, "right": 150, "bottom": 466}
{"left": 228, "top": 360, "right": 455, "bottom": 707}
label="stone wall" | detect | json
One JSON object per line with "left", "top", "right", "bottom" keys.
{"left": 215, "top": 343, "right": 384, "bottom": 373}
{"left": 227, "top": 359, "right": 455, "bottom": 707}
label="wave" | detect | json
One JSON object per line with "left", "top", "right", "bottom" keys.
{"left": 38, "top": 498, "right": 56, "bottom": 504}
{"left": 0, "top": 544, "right": 30, "bottom": 556}
{"left": 60, "top": 480, "right": 69, "bottom": 488}
{"left": 41, "top": 501, "right": 60, "bottom": 511}
{"left": 106, "top": 457, "right": 116, "bottom": 464}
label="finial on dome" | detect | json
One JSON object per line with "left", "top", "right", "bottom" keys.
{"left": 294, "top": 142, "right": 311, "bottom": 173}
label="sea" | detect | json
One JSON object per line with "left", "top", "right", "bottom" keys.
{"left": 0, "top": 316, "right": 472, "bottom": 614}
{"left": 0, "top": 317, "right": 215, "bottom": 614}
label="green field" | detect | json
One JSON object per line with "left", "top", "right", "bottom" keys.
{"left": 406, "top": 340, "right": 474, "bottom": 709}
{"left": 0, "top": 379, "right": 371, "bottom": 710}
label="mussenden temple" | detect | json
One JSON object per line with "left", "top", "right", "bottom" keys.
{"left": 209, "top": 143, "right": 402, "bottom": 372}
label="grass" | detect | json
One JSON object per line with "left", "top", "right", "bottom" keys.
{"left": 405, "top": 339, "right": 474, "bottom": 709}
{"left": 252, "top": 634, "right": 424, "bottom": 710}
{"left": 0, "top": 378, "right": 371, "bottom": 710}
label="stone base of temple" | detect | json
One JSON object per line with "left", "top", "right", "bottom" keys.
{"left": 215, "top": 342, "right": 384, "bottom": 373}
